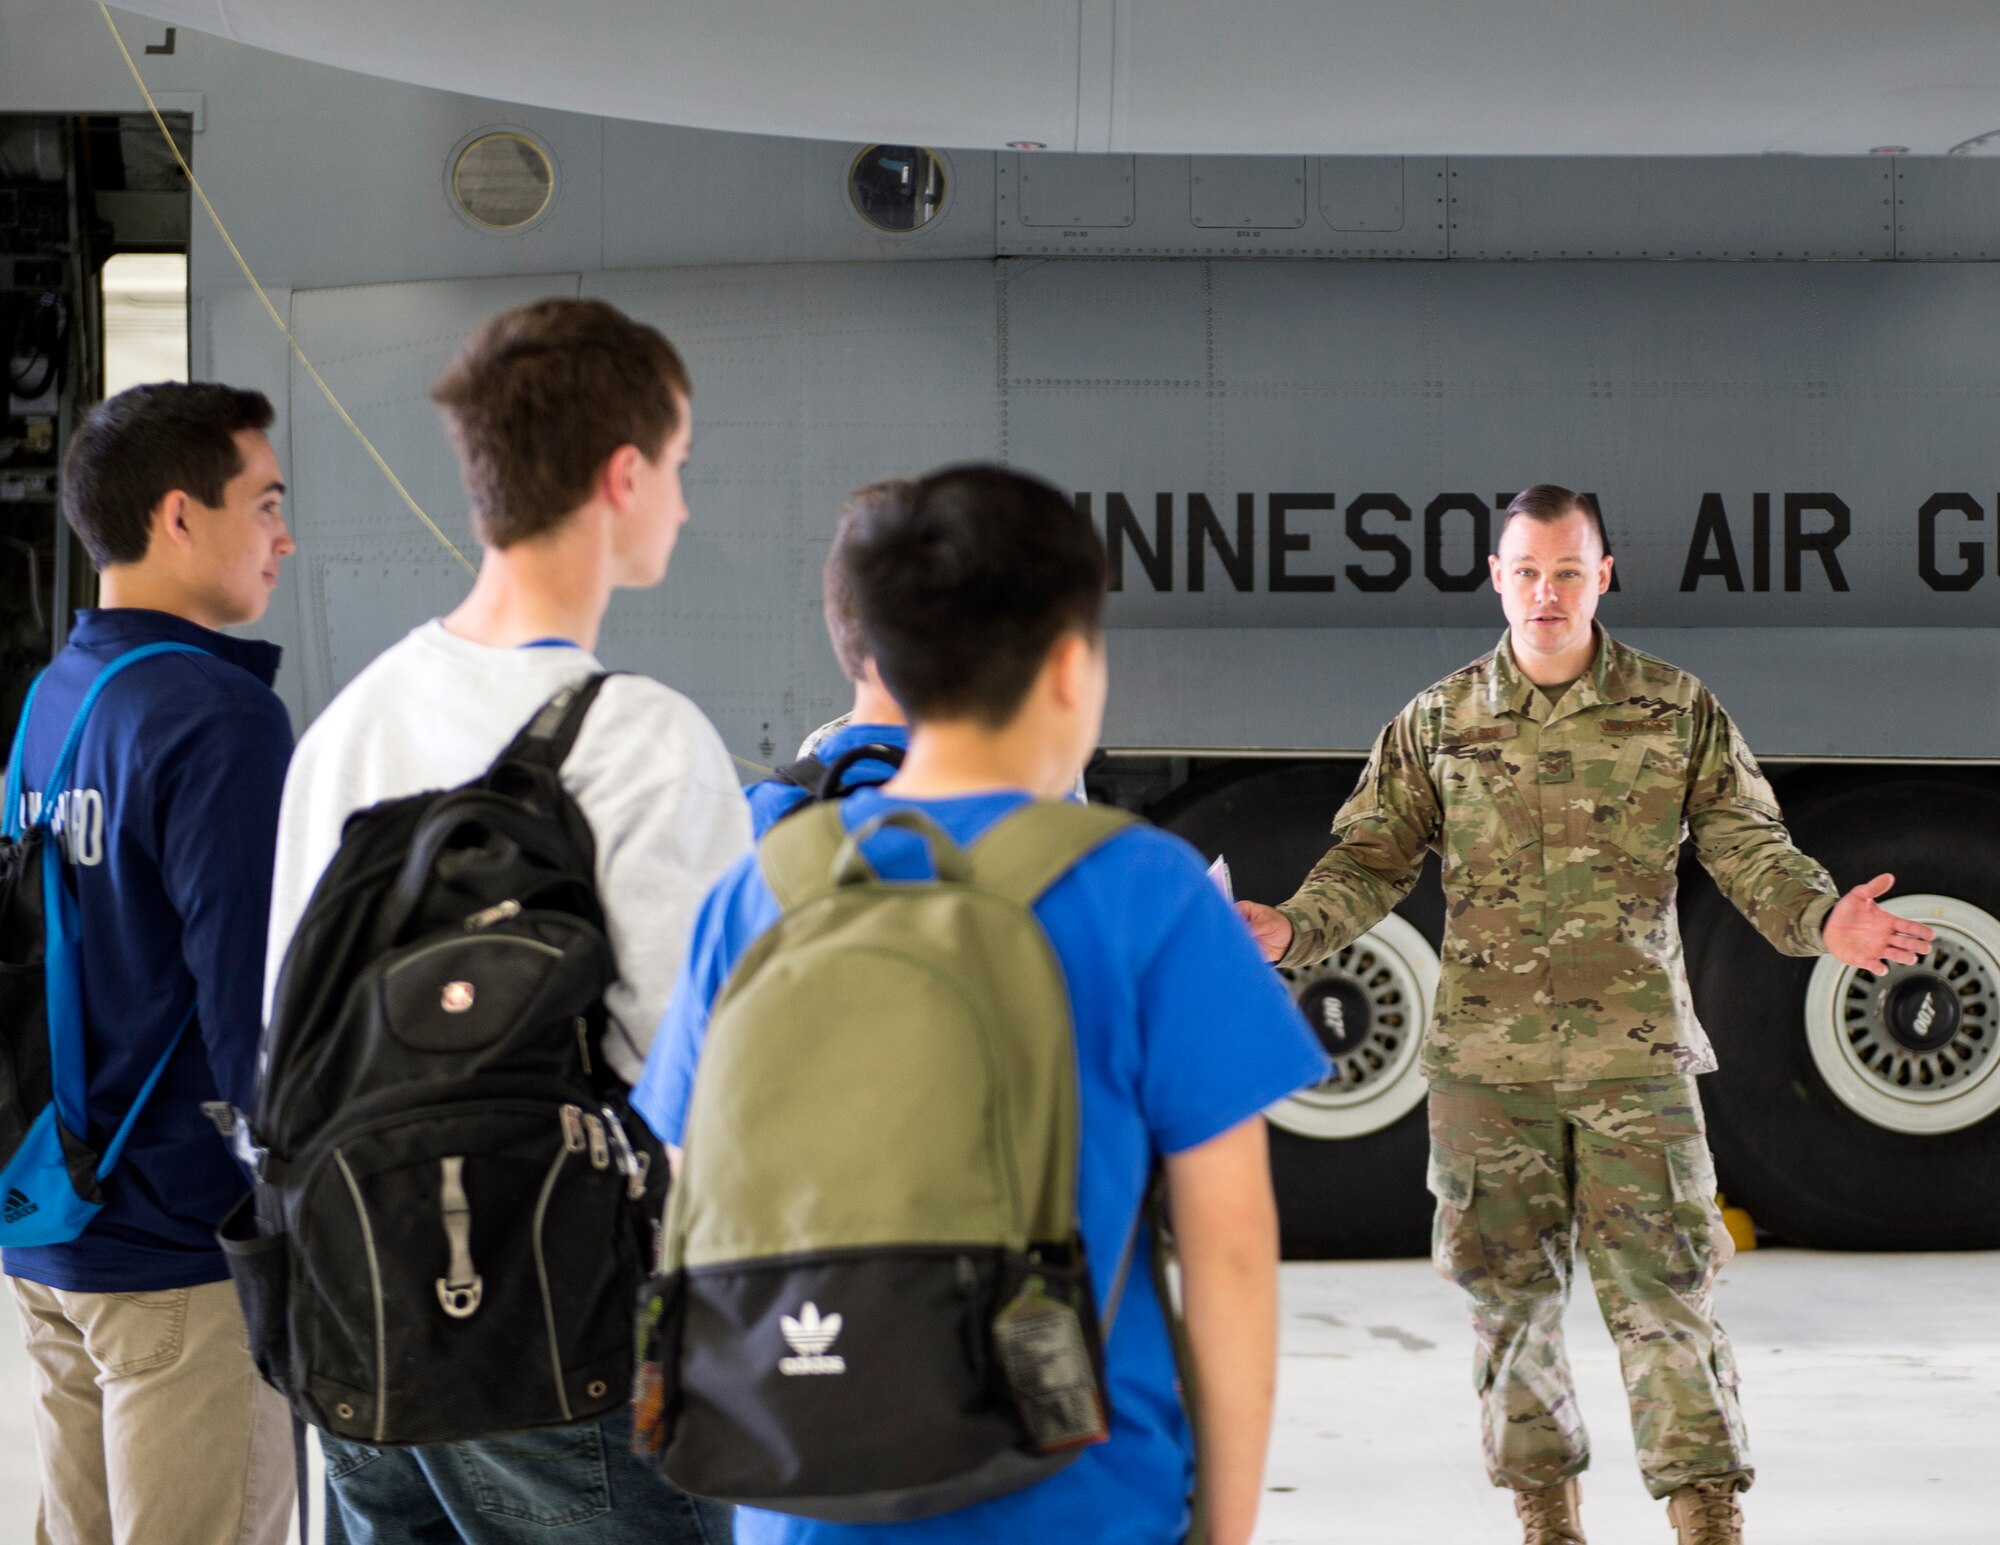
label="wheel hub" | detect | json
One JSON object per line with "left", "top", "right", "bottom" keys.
{"left": 1804, "top": 894, "right": 2000, "bottom": 1135}
{"left": 1297, "top": 977, "right": 1374, "bottom": 1059}
{"left": 1881, "top": 973, "right": 1963, "bottom": 1054}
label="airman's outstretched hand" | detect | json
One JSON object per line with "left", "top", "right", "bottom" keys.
{"left": 1823, "top": 874, "right": 1936, "bottom": 975}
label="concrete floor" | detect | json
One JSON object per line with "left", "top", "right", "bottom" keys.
{"left": 1263, "top": 1250, "right": 2000, "bottom": 1544}
{"left": 0, "top": 1250, "right": 1989, "bottom": 1542}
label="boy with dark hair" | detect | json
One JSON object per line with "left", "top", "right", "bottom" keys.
{"left": 265, "top": 297, "right": 745, "bottom": 1542}
{"left": 746, "top": 480, "right": 911, "bottom": 836}
{"left": 635, "top": 463, "right": 1326, "bottom": 1545}
{"left": 4, "top": 381, "right": 298, "bottom": 1543}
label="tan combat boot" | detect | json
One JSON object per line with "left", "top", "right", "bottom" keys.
{"left": 1666, "top": 1480, "right": 1743, "bottom": 1543}
{"left": 1513, "top": 1478, "right": 1586, "bottom": 1544}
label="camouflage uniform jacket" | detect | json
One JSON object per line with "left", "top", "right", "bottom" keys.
{"left": 1277, "top": 626, "right": 1839, "bottom": 1083}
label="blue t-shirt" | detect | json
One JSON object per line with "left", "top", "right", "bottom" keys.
{"left": 743, "top": 721, "right": 908, "bottom": 838}
{"left": 3, "top": 609, "right": 292, "bottom": 1292}
{"left": 634, "top": 787, "right": 1327, "bottom": 1545}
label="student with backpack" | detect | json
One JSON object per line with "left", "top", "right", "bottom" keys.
{"left": 259, "top": 299, "right": 746, "bottom": 1543}
{"left": 0, "top": 383, "right": 297, "bottom": 1543}
{"left": 746, "top": 480, "right": 911, "bottom": 837}
{"left": 632, "top": 465, "right": 1328, "bottom": 1545}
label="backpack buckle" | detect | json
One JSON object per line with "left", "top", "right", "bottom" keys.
{"left": 600, "top": 1108, "right": 647, "bottom": 1199}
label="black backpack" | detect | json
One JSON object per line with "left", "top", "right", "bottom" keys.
{"left": 214, "top": 675, "right": 663, "bottom": 1446}
{"left": 768, "top": 741, "right": 906, "bottom": 822}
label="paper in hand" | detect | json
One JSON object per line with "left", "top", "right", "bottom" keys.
{"left": 1207, "top": 854, "right": 1233, "bottom": 903}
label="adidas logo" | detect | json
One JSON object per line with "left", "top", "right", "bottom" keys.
{"left": 4, "top": 1188, "right": 39, "bottom": 1225}
{"left": 778, "top": 1301, "right": 846, "bottom": 1376}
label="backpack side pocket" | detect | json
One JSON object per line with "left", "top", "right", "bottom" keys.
{"left": 218, "top": 1191, "right": 291, "bottom": 1391}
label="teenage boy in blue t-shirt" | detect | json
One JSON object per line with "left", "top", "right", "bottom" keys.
{"left": 635, "top": 464, "right": 1327, "bottom": 1545}
{"left": 744, "top": 481, "right": 910, "bottom": 837}
{"left": 3, "top": 383, "right": 297, "bottom": 1543}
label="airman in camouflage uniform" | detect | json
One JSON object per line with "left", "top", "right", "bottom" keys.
{"left": 1238, "top": 486, "right": 1933, "bottom": 1544}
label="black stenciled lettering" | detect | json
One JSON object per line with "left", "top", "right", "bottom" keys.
{"left": 1918, "top": 493, "right": 1984, "bottom": 592}
{"left": 1103, "top": 492, "right": 1174, "bottom": 593}
{"left": 1424, "top": 495, "right": 1488, "bottom": 592}
{"left": 1268, "top": 494, "right": 1336, "bottom": 593}
{"left": 1188, "top": 494, "right": 1255, "bottom": 593}
{"left": 1752, "top": 492, "right": 1772, "bottom": 593}
{"left": 1680, "top": 493, "right": 1744, "bottom": 592}
{"left": 1345, "top": 494, "right": 1411, "bottom": 592}
{"left": 1785, "top": 493, "right": 1850, "bottom": 592}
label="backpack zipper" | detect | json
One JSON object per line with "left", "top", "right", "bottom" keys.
{"left": 530, "top": 1137, "right": 575, "bottom": 1422}
{"left": 465, "top": 899, "right": 522, "bottom": 930}
{"left": 332, "top": 1147, "right": 390, "bottom": 1442}
{"left": 382, "top": 932, "right": 563, "bottom": 980}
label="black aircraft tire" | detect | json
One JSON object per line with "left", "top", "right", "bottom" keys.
{"left": 1687, "top": 775, "right": 2000, "bottom": 1251}
{"left": 1152, "top": 761, "right": 1443, "bottom": 1259}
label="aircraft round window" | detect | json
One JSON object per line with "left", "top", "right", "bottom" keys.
{"left": 451, "top": 132, "right": 556, "bottom": 231}
{"left": 847, "top": 145, "right": 949, "bottom": 234}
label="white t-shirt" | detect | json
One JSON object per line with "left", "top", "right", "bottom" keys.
{"left": 264, "top": 621, "right": 752, "bottom": 1084}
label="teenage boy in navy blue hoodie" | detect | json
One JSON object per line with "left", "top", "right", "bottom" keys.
{"left": 745, "top": 480, "right": 910, "bottom": 837}
{"left": 3, "top": 384, "right": 297, "bottom": 1543}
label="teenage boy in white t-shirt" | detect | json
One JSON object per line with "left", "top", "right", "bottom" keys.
{"left": 265, "top": 298, "right": 748, "bottom": 1543}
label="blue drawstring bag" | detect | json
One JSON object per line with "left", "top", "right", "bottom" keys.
{"left": 0, "top": 643, "right": 206, "bottom": 1246}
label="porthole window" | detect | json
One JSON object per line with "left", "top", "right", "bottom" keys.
{"left": 848, "top": 145, "right": 949, "bottom": 234}
{"left": 451, "top": 131, "right": 555, "bottom": 232}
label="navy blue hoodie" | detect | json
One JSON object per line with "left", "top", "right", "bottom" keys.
{"left": 3, "top": 609, "right": 291, "bottom": 1292}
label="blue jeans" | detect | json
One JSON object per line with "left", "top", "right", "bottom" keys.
{"left": 322, "top": 1404, "right": 731, "bottom": 1544}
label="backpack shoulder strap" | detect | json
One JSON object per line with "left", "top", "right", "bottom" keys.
{"left": 491, "top": 671, "right": 620, "bottom": 775}
{"left": 756, "top": 800, "right": 850, "bottom": 913}
{"left": 769, "top": 755, "right": 826, "bottom": 794}
{"left": 816, "top": 742, "right": 904, "bottom": 800}
{"left": 37, "top": 641, "right": 211, "bottom": 817}
{"left": 969, "top": 801, "right": 1137, "bottom": 910}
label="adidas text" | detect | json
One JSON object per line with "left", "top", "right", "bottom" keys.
{"left": 779, "top": 1352, "right": 847, "bottom": 1376}
{"left": 779, "top": 1301, "right": 846, "bottom": 1376}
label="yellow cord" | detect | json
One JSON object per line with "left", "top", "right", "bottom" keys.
{"left": 97, "top": 4, "right": 476, "bottom": 575}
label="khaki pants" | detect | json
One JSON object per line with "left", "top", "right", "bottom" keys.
{"left": 10, "top": 1276, "right": 293, "bottom": 1545}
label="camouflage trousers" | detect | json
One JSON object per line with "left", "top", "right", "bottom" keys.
{"left": 1425, "top": 1075, "right": 1751, "bottom": 1500}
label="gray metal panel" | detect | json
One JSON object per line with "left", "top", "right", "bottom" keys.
{"left": 181, "top": 77, "right": 606, "bottom": 302}
{"left": 998, "top": 154, "right": 1450, "bottom": 258}
{"left": 1447, "top": 158, "right": 1897, "bottom": 260}
{"left": 1894, "top": 159, "right": 2000, "bottom": 260}
{"left": 1319, "top": 158, "right": 1406, "bottom": 232}
{"left": 600, "top": 128, "right": 997, "bottom": 267}
{"left": 1016, "top": 155, "right": 1135, "bottom": 228}
{"left": 576, "top": 263, "right": 1002, "bottom": 760}
{"left": 1099, "top": 627, "right": 2000, "bottom": 760}
{"left": 1189, "top": 157, "right": 1307, "bottom": 229}
{"left": 1000, "top": 259, "right": 2000, "bottom": 632}
{"left": 93, "top": 0, "right": 1087, "bottom": 154}
{"left": 280, "top": 262, "right": 999, "bottom": 749}
{"left": 79, "top": 0, "right": 2000, "bottom": 157}
{"left": 283, "top": 273, "right": 581, "bottom": 718}
{"left": 197, "top": 285, "right": 319, "bottom": 730}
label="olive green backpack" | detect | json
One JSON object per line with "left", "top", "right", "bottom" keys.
{"left": 636, "top": 798, "right": 1143, "bottom": 1522}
